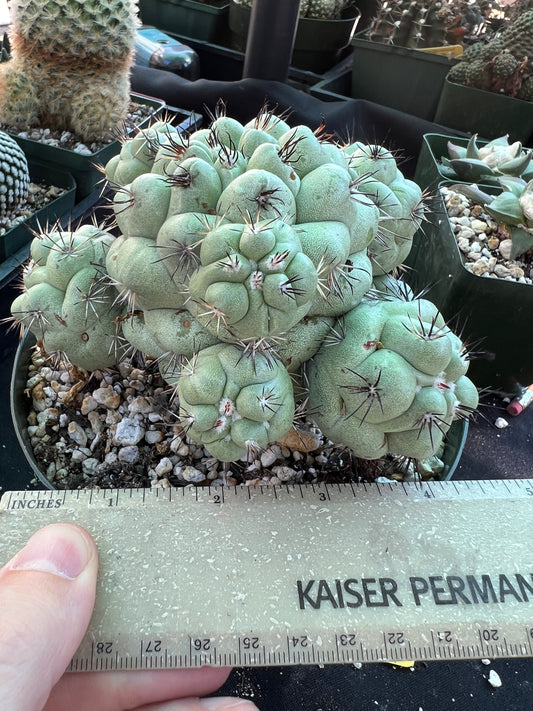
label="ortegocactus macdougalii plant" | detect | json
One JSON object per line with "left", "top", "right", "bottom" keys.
{"left": 448, "top": 11, "right": 533, "bottom": 100}
{"left": 307, "top": 292, "right": 479, "bottom": 461}
{"left": 10, "top": 224, "right": 124, "bottom": 370}
{"left": 0, "top": 129, "right": 29, "bottom": 225}
{"left": 439, "top": 134, "right": 533, "bottom": 185}
{"left": 0, "top": 0, "right": 139, "bottom": 141}
{"left": 11, "top": 105, "right": 479, "bottom": 470}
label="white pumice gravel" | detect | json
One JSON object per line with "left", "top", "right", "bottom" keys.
{"left": 441, "top": 185, "right": 533, "bottom": 285}
{"left": 21, "top": 346, "right": 450, "bottom": 490}
{"left": 488, "top": 669, "right": 503, "bottom": 688}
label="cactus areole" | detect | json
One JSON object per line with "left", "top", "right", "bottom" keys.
{"left": 11, "top": 104, "right": 479, "bottom": 469}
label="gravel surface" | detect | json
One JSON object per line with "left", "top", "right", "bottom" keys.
{"left": 441, "top": 184, "right": 533, "bottom": 285}
{"left": 21, "top": 345, "right": 451, "bottom": 490}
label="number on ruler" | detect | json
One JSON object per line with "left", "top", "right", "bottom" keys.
{"left": 145, "top": 640, "right": 162, "bottom": 653}
{"left": 242, "top": 636, "right": 260, "bottom": 650}
{"left": 291, "top": 635, "right": 308, "bottom": 648}
{"left": 338, "top": 633, "right": 357, "bottom": 647}
{"left": 387, "top": 632, "right": 405, "bottom": 645}
{"left": 481, "top": 629, "right": 499, "bottom": 642}
{"left": 96, "top": 641, "right": 113, "bottom": 654}
{"left": 192, "top": 638, "right": 211, "bottom": 651}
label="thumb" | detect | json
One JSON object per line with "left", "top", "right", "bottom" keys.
{"left": 0, "top": 523, "right": 98, "bottom": 711}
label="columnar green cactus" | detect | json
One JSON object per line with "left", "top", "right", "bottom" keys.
{"left": 11, "top": 106, "right": 479, "bottom": 472}
{"left": 0, "top": 129, "right": 29, "bottom": 223}
{"left": 0, "top": 0, "right": 139, "bottom": 141}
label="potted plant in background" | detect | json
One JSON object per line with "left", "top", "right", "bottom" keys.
{"left": 137, "top": 0, "right": 231, "bottom": 45}
{"left": 8, "top": 106, "right": 478, "bottom": 491}
{"left": 0, "top": 0, "right": 173, "bottom": 200}
{"left": 406, "top": 133, "right": 533, "bottom": 391}
{"left": 228, "top": 0, "right": 361, "bottom": 73}
{"left": 434, "top": 10, "right": 533, "bottom": 142}
{"left": 0, "top": 130, "right": 75, "bottom": 273}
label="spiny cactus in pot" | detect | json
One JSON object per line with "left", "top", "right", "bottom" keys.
{"left": 11, "top": 104, "right": 479, "bottom": 480}
{"left": 0, "top": 128, "right": 29, "bottom": 225}
{"left": 448, "top": 11, "right": 533, "bottom": 100}
{"left": 0, "top": 0, "right": 139, "bottom": 142}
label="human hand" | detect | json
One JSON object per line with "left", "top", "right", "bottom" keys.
{"left": 0, "top": 523, "right": 259, "bottom": 711}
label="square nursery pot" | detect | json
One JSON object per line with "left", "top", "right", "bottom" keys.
{"left": 10, "top": 330, "right": 469, "bottom": 490}
{"left": 404, "top": 182, "right": 533, "bottom": 390}
{"left": 434, "top": 78, "right": 533, "bottom": 144}
{"left": 8, "top": 94, "right": 176, "bottom": 201}
{"left": 228, "top": 1, "right": 360, "bottom": 74}
{"left": 138, "top": 0, "right": 230, "bottom": 44}
{"left": 0, "top": 161, "right": 75, "bottom": 264}
{"left": 350, "top": 38, "right": 456, "bottom": 121}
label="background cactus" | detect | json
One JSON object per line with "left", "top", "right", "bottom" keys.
{"left": 233, "top": 0, "right": 354, "bottom": 20}
{"left": 0, "top": 128, "right": 29, "bottom": 224}
{"left": 11, "top": 106, "right": 479, "bottom": 470}
{"left": 0, "top": 0, "right": 139, "bottom": 141}
{"left": 448, "top": 11, "right": 533, "bottom": 99}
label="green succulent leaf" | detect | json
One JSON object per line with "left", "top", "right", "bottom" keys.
{"left": 509, "top": 226, "right": 533, "bottom": 259}
{"left": 465, "top": 134, "right": 480, "bottom": 160}
{"left": 448, "top": 158, "right": 496, "bottom": 182}
{"left": 485, "top": 192, "right": 523, "bottom": 226}
{"left": 446, "top": 141, "right": 468, "bottom": 161}
{"left": 497, "top": 150, "right": 532, "bottom": 178}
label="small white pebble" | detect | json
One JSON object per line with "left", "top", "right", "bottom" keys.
{"left": 481, "top": 658, "right": 491, "bottom": 665}
{"left": 494, "top": 417, "right": 509, "bottom": 429}
{"left": 488, "top": 669, "right": 502, "bottom": 688}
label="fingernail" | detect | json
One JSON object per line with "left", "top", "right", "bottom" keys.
{"left": 199, "top": 698, "right": 257, "bottom": 710}
{"left": 9, "top": 524, "right": 93, "bottom": 580}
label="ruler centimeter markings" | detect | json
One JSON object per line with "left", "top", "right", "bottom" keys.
{"left": 1, "top": 479, "right": 533, "bottom": 671}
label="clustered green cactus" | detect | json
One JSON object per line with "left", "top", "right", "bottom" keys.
{"left": 448, "top": 11, "right": 533, "bottom": 100}
{"left": 0, "top": 128, "right": 29, "bottom": 224}
{"left": 0, "top": 0, "right": 139, "bottom": 142}
{"left": 233, "top": 0, "right": 354, "bottom": 20}
{"left": 11, "top": 106, "right": 479, "bottom": 468}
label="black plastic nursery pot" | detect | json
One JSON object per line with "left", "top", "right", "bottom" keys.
{"left": 309, "top": 66, "right": 352, "bottom": 102}
{"left": 434, "top": 78, "right": 533, "bottom": 144}
{"left": 228, "top": 1, "right": 360, "bottom": 74}
{"left": 404, "top": 183, "right": 533, "bottom": 391}
{"left": 350, "top": 38, "right": 456, "bottom": 121}
{"left": 0, "top": 161, "right": 76, "bottom": 262}
{"left": 8, "top": 94, "right": 173, "bottom": 202}
{"left": 138, "top": 0, "right": 230, "bottom": 44}
{"left": 11, "top": 331, "right": 468, "bottom": 490}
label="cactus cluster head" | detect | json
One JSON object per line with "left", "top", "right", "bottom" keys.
{"left": 11, "top": 104, "right": 479, "bottom": 470}
{"left": 448, "top": 11, "right": 533, "bottom": 100}
{"left": 0, "top": 129, "right": 29, "bottom": 224}
{"left": 0, "top": 0, "right": 139, "bottom": 141}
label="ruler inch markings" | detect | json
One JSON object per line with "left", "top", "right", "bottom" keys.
{"left": 1, "top": 481, "right": 533, "bottom": 670}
